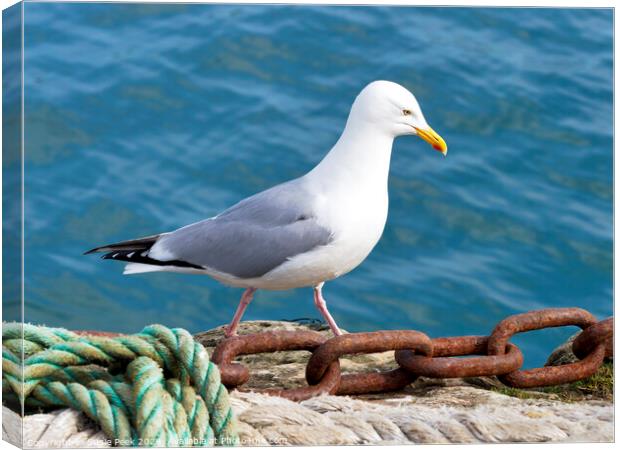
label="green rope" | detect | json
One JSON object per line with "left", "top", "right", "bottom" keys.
{"left": 2, "top": 322, "right": 239, "bottom": 447}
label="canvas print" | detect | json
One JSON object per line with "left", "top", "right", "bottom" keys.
{"left": 2, "top": 2, "right": 614, "bottom": 447}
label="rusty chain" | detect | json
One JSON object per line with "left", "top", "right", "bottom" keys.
{"left": 395, "top": 336, "right": 523, "bottom": 379}
{"left": 306, "top": 331, "right": 432, "bottom": 395}
{"left": 573, "top": 317, "right": 613, "bottom": 359}
{"left": 485, "top": 308, "right": 606, "bottom": 388}
{"left": 211, "top": 330, "right": 342, "bottom": 401}
{"left": 212, "top": 307, "right": 613, "bottom": 401}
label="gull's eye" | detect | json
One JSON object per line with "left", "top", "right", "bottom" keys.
{"left": 402, "top": 109, "right": 412, "bottom": 116}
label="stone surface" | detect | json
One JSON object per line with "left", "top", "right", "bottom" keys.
{"left": 3, "top": 406, "right": 110, "bottom": 448}
{"left": 230, "top": 388, "right": 613, "bottom": 444}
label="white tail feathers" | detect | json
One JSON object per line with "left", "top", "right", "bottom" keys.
{"left": 123, "top": 263, "right": 166, "bottom": 275}
{"left": 123, "top": 263, "right": 207, "bottom": 275}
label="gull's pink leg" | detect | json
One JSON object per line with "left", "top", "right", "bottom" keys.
{"left": 313, "top": 282, "right": 342, "bottom": 336}
{"left": 225, "top": 287, "right": 257, "bottom": 337}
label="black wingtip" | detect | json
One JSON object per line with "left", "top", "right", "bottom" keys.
{"left": 82, "top": 234, "right": 161, "bottom": 257}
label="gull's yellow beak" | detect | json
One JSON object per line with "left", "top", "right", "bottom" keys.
{"left": 415, "top": 126, "right": 448, "bottom": 156}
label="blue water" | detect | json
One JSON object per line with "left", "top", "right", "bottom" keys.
{"left": 20, "top": 4, "right": 612, "bottom": 367}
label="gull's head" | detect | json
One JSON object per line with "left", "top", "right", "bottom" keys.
{"left": 349, "top": 80, "right": 447, "bottom": 156}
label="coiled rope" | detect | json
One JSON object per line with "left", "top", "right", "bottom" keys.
{"left": 2, "top": 322, "right": 238, "bottom": 446}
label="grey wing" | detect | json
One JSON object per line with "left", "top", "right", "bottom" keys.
{"left": 149, "top": 180, "right": 333, "bottom": 278}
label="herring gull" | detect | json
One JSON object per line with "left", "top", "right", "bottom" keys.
{"left": 85, "top": 80, "right": 447, "bottom": 337}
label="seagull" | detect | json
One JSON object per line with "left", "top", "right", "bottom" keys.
{"left": 85, "top": 80, "right": 447, "bottom": 337}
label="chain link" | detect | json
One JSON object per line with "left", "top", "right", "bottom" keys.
{"left": 573, "top": 317, "right": 613, "bottom": 359}
{"left": 395, "top": 336, "right": 523, "bottom": 379}
{"left": 210, "top": 308, "right": 613, "bottom": 401}
{"left": 306, "top": 330, "right": 432, "bottom": 395}
{"left": 486, "top": 308, "right": 601, "bottom": 388}
{"left": 211, "top": 330, "right": 341, "bottom": 401}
